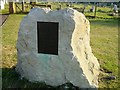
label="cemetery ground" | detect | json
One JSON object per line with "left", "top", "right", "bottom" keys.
{"left": 1, "top": 3, "right": 119, "bottom": 89}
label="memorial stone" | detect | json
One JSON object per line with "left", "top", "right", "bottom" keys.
{"left": 16, "top": 8, "right": 100, "bottom": 88}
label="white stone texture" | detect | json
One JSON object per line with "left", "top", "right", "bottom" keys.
{"left": 16, "top": 8, "right": 100, "bottom": 88}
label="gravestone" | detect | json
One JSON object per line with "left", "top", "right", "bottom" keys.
{"left": 113, "top": 4, "right": 118, "bottom": 13}
{"left": 16, "top": 8, "right": 100, "bottom": 88}
{"left": 90, "top": 6, "right": 95, "bottom": 12}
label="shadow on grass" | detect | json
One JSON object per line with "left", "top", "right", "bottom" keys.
{"left": 2, "top": 67, "right": 48, "bottom": 88}
{"left": 2, "top": 67, "right": 80, "bottom": 89}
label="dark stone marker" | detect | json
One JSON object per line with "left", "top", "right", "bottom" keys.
{"left": 37, "top": 22, "right": 59, "bottom": 55}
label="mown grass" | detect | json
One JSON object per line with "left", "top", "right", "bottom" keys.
{"left": 0, "top": 4, "right": 9, "bottom": 14}
{"left": 2, "top": 14, "right": 27, "bottom": 68}
{"left": 90, "top": 19, "right": 119, "bottom": 88}
{"left": 1, "top": 2, "right": 119, "bottom": 89}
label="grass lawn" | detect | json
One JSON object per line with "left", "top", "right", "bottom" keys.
{"left": 90, "top": 19, "right": 119, "bottom": 88}
{"left": 0, "top": 4, "right": 9, "bottom": 14}
{"left": 1, "top": 3, "right": 119, "bottom": 89}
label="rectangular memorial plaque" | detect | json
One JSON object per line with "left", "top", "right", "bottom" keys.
{"left": 37, "top": 22, "right": 59, "bottom": 55}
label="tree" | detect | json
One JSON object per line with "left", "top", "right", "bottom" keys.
{"left": 9, "top": 2, "right": 16, "bottom": 14}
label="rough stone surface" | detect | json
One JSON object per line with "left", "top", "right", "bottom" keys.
{"left": 16, "top": 8, "right": 100, "bottom": 88}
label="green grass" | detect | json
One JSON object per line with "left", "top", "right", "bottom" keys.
{"left": 2, "top": 14, "right": 25, "bottom": 69}
{"left": 89, "top": 19, "right": 119, "bottom": 88}
{"left": 0, "top": 4, "right": 9, "bottom": 14}
{"left": 1, "top": 3, "right": 119, "bottom": 89}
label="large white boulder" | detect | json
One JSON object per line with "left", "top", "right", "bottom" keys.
{"left": 16, "top": 8, "right": 100, "bottom": 88}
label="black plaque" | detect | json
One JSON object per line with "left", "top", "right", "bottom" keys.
{"left": 37, "top": 22, "right": 59, "bottom": 55}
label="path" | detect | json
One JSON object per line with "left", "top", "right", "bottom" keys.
{"left": 0, "top": 14, "right": 9, "bottom": 26}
